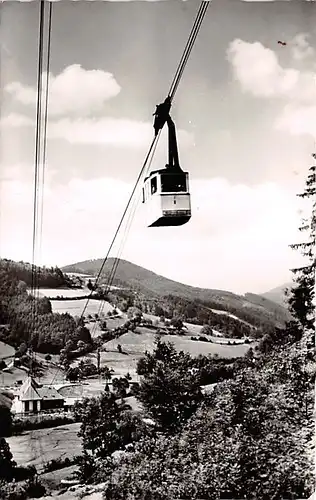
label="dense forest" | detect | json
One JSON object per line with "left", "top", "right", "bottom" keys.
{"left": 0, "top": 260, "right": 92, "bottom": 354}
{"left": 104, "top": 287, "right": 284, "bottom": 339}
{"left": 0, "top": 259, "right": 80, "bottom": 289}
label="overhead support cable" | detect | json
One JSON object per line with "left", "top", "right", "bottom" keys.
{"left": 80, "top": 136, "right": 158, "bottom": 319}
{"left": 38, "top": 1, "right": 53, "bottom": 266}
{"left": 168, "top": 1, "right": 210, "bottom": 101}
{"left": 79, "top": 0, "right": 210, "bottom": 330}
{"left": 30, "top": 0, "right": 53, "bottom": 376}
{"left": 31, "top": 0, "right": 46, "bottom": 335}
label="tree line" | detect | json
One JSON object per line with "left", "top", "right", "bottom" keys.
{"left": 0, "top": 258, "right": 79, "bottom": 289}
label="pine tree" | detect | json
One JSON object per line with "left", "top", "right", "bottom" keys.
{"left": 287, "top": 153, "right": 315, "bottom": 333}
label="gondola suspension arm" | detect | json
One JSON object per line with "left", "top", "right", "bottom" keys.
{"left": 79, "top": 0, "right": 210, "bottom": 318}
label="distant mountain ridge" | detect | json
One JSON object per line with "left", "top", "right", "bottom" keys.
{"left": 261, "top": 282, "right": 291, "bottom": 307}
{"left": 62, "top": 258, "right": 292, "bottom": 330}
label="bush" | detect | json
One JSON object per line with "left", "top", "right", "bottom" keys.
{"left": 0, "top": 482, "right": 28, "bottom": 500}
{"left": 0, "top": 477, "right": 45, "bottom": 500}
{"left": 198, "top": 336, "right": 209, "bottom": 343}
{"left": 100, "top": 320, "right": 107, "bottom": 331}
{"left": 0, "top": 359, "right": 7, "bottom": 370}
{"left": 14, "top": 465, "right": 36, "bottom": 482}
{"left": 25, "top": 477, "right": 46, "bottom": 498}
{"left": 43, "top": 456, "right": 80, "bottom": 473}
{"left": 201, "top": 324, "right": 213, "bottom": 336}
{"left": 12, "top": 414, "right": 76, "bottom": 434}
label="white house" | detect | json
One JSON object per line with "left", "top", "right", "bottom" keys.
{"left": 12, "top": 376, "right": 64, "bottom": 414}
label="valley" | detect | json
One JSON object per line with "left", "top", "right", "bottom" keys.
{"left": 0, "top": 257, "right": 312, "bottom": 500}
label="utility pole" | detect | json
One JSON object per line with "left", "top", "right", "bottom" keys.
{"left": 97, "top": 348, "right": 101, "bottom": 375}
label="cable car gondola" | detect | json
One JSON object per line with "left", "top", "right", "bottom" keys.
{"left": 142, "top": 102, "right": 191, "bottom": 227}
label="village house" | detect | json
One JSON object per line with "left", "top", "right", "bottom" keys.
{"left": 12, "top": 376, "right": 65, "bottom": 414}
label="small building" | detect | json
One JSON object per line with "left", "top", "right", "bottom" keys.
{"left": 201, "top": 382, "right": 218, "bottom": 395}
{"left": 12, "top": 376, "right": 65, "bottom": 414}
{"left": 63, "top": 396, "right": 82, "bottom": 411}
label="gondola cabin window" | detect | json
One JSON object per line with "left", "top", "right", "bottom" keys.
{"left": 151, "top": 176, "right": 158, "bottom": 194}
{"left": 160, "top": 172, "right": 187, "bottom": 193}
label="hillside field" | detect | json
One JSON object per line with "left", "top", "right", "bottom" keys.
{"left": 0, "top": 341, "right": 15, "bottom": 359}
{"left": 36, "top": 288, "right": 114, "bottom": 318}
{"left": 50, "top": 298, "right": 113, "bottom": 318}
{"left": 7, "top": 423, "right": 81, "bottom": 473}
{"left": 104, "top": 329, "right": 250, "bottom": 358}
{"left": 36, "top": 288, "right": 88, "bottom": 298}
{"left": 76, "top": 328, "right": 251, "bottom": 379}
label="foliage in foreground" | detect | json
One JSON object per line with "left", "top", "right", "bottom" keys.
{"left": 136, "top": 339, "right": 204, "bottom": 433}
{"left": 0, "top": 476, "right": 46, "bottom": 500}
{"left": 0, "top": 435, "right": 45, "bottom": 499}
{"left": 102, "top": 360, "right": 314, "bottom": 500}
{"left": 74, "top": 391, "right": 149, "bottom": 482}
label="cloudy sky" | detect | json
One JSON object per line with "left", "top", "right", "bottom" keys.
{"left": 0, "top": 0, "right": 315, "bottom": 295}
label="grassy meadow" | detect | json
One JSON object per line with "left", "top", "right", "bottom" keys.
{"left": 7, "top": 423, "right": 81, "bottom": 473}
{"left": 0, "top": 341, "right": 15, "bottom": 359}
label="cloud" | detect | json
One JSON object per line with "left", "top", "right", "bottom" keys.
{"left": 47, "top": 117, "right": 193, "bottom": 148}
{"left": 0, "top": 168, "right": 303, "bottom": 294}
{"left": 291, "top": 33, "right": 315, "bottom": 61}
{"left": 275, "top": 104, "right": 316, "bottom": 137}
{"left": 0, "top": 112, "right": 193, "bottom": 150}
{"left": 227, "top": 39, "right": 316, "bottom": 102}
{"left": 5, "top": 64, "right": 121, "bottom": 117}
{"left": 227, "top": 38, "right": 316, "bottom": 138}
{"left": 0, "top": 113, "right": 34, "bottom": 128}
{"left": 3, "top": 63, "right": 192, "bottom": 149}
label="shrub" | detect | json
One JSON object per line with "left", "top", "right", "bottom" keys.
{"left": 0, "top": 477, "right": 45, "bottom": 500}
{"left": 43, "top": 456, "right": 80, "bottom": 473}
{"left": 14, "top": 465, "right": 36, "bottom": 482}
{"left": 12, "top": 414, "right": 75, "bottom": 434}
{"left": 0, "top": 360, "right": 7, "bottom": 370}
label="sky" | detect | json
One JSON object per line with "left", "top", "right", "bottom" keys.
{"left": 0, "top": 0, "right": 315, "bottom": 295}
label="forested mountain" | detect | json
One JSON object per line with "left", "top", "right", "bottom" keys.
{"left": 0, "top": 260, "right": 92, "bottom": 354}
{"left": 63, "top": 258, "right": 292, "bottom": 332}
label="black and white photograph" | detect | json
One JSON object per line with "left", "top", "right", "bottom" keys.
{"left": 0, "top": 0, "right": 315, "bottom": 498}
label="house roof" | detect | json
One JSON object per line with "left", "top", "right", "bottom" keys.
{"left": 19, "top": 377, "right": 64, "bottom": 401}
{"left": 37, "top": 385, "right": 64, "bottom": 401}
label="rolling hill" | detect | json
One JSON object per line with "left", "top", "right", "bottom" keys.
{"left": 62, "top": 258, "right": 292, "bottom": 330}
